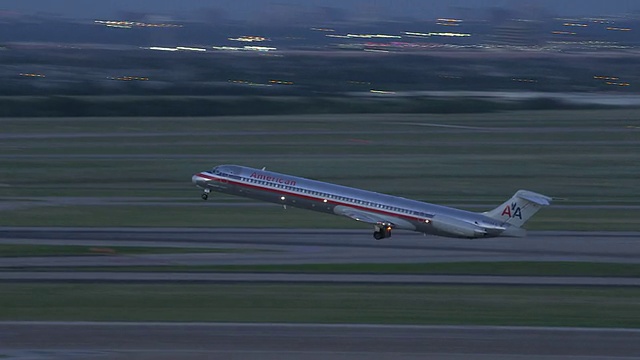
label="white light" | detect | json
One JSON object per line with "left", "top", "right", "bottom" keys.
{"left": 148, "top": 47, "right": 178, "bottom": 52}
{"left": 370, "top": 89, "right": 396, "bottom": 94}
{"left": 280, "top": 196, "right": 286, "bottom": 200}
{"left": 212, "top": 46, "right": 243, "bottom": 51}
{"left": 346, "top": 33, "right": 402, "bottom": 39}
{"left": 177, "top": 46, "right": 207, "bottom": 52}
{"left": 244, "top": 46, "right": 277, "bottom": 52}
{"left": 323, "top": 199, "right": 328, "bottom": 203}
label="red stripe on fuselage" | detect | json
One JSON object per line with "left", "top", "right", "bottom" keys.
{"left": 197, "top": 172, "right": 218, "bottom": 181}
{"left": 197, "top": 172, "right": 427, "bottom": 224}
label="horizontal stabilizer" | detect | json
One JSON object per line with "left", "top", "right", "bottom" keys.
{"left": 518, "top": 191, "right": 552, "bottom": 206}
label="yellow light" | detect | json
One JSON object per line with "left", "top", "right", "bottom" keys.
{"left": 405, "top": 31, "right": 470, "bottom": 37}
{"left": 229, "top": 36, "right": 268, "bottom": 42}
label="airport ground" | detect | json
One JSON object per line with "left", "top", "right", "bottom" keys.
{"left": 0, "top": 110, "right": 639, "bottom": 358}
{"left": 1, "top": 227, "right": 639, "bottom": 359}
{"left": 3, "top": 322, "right": 640, "bottom": 360}
{"left": 1, "top": 110, "right": 639, "bottom": 229}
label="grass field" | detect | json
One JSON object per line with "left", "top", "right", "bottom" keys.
{"left": 11, "top": 262, "right": 640, "bottom": 278}
{"left": 1, "top": 110, "right": 638, "bottom": 229}
{"left": 1, "top": 283, "right": 638, "bottom": 327}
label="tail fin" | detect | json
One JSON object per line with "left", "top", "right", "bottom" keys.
{"left": 483, "top": 190, "right": 552, "bottom": 228}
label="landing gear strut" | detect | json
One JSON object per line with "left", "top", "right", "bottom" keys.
{"left": 373, "top": 224, "right": 392, "bottom": 240}
{"left": 201, "top": 188, "right": 211, "bottom": 200}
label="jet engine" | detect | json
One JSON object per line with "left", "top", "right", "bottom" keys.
{"left": 431, "top": 215, "right": 488, "bottom": 238}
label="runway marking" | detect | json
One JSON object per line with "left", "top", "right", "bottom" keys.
{"left": 388, "top": 122, "right": 500, "bottom": 131}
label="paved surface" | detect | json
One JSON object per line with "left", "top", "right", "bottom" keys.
{"left": 0, "top": 228, "right": 638, "bottom": 268}
{"left": 2, "top": 196, "right": 640, "bottom": 211}
{"left": 1, "top": 228, "right": 638, "bottom": 359}
{"left": 2, "top": 271, "right": 639, "bottom": 286}
{"left": 2, "top": 322, "right": 639, "bottom": 360}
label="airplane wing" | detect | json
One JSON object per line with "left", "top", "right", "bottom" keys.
{"left": 334, "top": 206, "right": 396, "bottom": 226}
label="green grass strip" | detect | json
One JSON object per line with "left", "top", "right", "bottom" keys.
{"left": 1, "top": 284, "right": 638, "bottom": 327}
{"left": 9, "top": 262, "right": 639, "bottom": 278}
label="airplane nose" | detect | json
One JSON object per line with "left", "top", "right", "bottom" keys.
{"left": 192, "top": 173, "right": 207, "bottom": 187}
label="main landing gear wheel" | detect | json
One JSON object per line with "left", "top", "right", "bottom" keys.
{"left": 373, "top": 225, "right": 392, "bottom": 240}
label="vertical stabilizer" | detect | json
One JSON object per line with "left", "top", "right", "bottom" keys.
{"left": 483, "top": 190, "right": 552, "bottom": 228}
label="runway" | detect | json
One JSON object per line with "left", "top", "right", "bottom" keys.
{"left": 2, "top": 271, "right": 639, "bottom": 286}
{"left": 0, "top": 228, "right": 638, "bottom": 269}
{"left": 2, "top": 229, "right": 639, "bottom": 359}
{"left": 2, "top": 322, "right": 640, "bottom": 360}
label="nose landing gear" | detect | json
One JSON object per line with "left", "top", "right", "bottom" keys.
{"left": 201, "top": 188, "right": 211, "bottom": 200}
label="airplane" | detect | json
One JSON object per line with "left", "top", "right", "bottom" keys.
{"left": 192, "top": 164, "right": 551, "bottom": 240}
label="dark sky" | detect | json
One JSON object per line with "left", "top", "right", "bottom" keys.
{"left": 2, "top": 0, "right": 638, "bottom": 19}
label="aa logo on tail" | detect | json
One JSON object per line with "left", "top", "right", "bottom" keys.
{"left": 501, "top": 202, "right": 522, "bottom": 219}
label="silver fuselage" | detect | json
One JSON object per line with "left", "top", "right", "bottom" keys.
{"left": 192, "top": 165, "right": 520, "bottom": 238}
